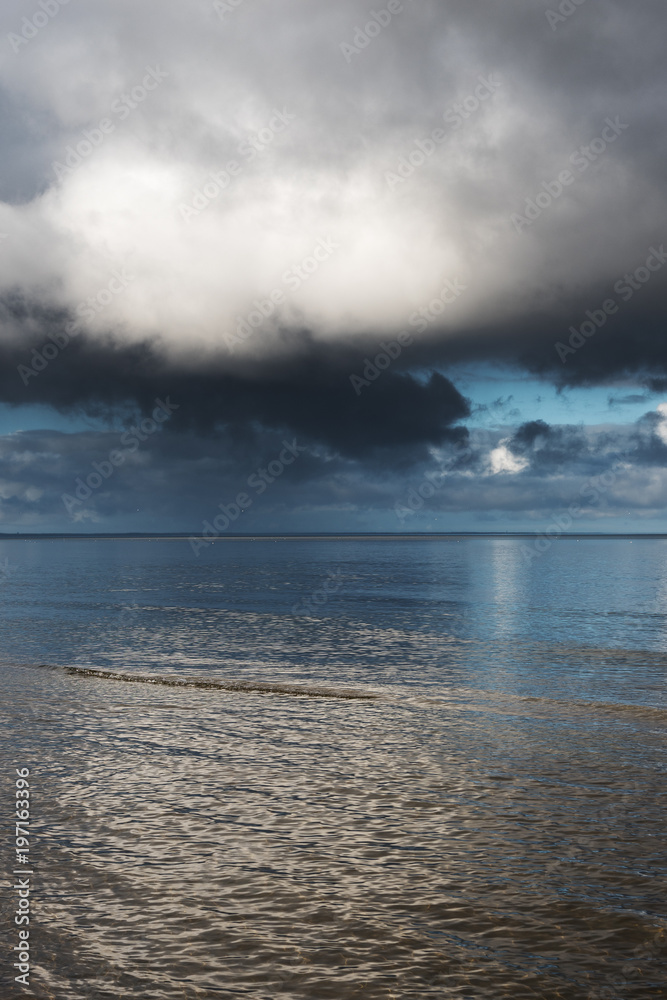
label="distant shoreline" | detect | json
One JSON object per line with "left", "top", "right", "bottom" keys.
{"left": 0, "top": 533, "right": 665, "bottom": 541}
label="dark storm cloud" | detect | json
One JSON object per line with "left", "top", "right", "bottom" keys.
{"left": 399, "top": 263, "right": 667, "bottom": 389}
{"left": 508, "top": 420, "right": 589, "bottom": 472}
{"left": 4, "top": 410, "right": 666, "bottom": 530}
{"left": 504, "top": 413, "right": 667, "bottom": 479}
{"left": 0, "top": 301, "right": 470, "bottom": 458}
{"left": 511, "top": 421, "right": 551, "bottom": 448}
{"left": 624, "top": 411, "right": 667, "bottom": 467}
{"left": 391, "top": 413, "right": 667, "bottom": 528}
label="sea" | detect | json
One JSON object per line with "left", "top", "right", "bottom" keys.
{"left": 0, "top": 535, "right": 665, "bottom": 999}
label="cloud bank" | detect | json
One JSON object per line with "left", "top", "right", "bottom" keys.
{"left": 0, "top": 0, "right": 666, "bottom": 527}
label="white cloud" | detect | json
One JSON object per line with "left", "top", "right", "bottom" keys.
{"left": 655, "top": 403, "right": 667, "bottom": 445}
{"left": 0, "top": 0, "right": 663, "bottom": 366}
{"left": 487, "top": 442, "right": 528, "bottom": 475}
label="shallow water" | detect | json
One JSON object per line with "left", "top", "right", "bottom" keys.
{"left": 1, "top": 537, "right": 665, "bottom": 998}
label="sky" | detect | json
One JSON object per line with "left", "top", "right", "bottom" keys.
{"left": 0, "top": 0, "right": 666, "bottom": 534}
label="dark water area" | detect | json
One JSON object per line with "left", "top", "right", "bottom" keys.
{"left": 1, "top": 537, "right": 665, "bottom": 998}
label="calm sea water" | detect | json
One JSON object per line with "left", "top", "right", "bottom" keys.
{"left": 0, "top": 537, "right": 665, "bottom": 999}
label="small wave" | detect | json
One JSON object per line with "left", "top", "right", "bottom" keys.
{"left": 50, "top": 664, "right": 380, "bottom": 700}
{"left": 441, "top": 685, "right": 667, "bottom": 720}
{"left": 516, "top": 692, "right": 667, "bottom": 719}
{"left": 402, "top": 685, "right": 667, "bottom": 719}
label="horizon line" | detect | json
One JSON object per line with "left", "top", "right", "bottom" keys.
{"left": 1, "top": 531, "right": 666, "bottom": 540}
